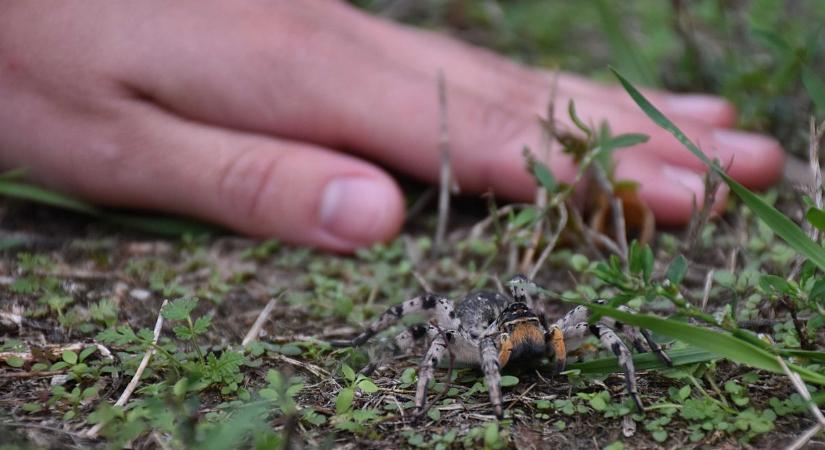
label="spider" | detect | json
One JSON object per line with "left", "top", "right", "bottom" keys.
{"left": 331, "top": 275, "right": 672, "bottom": 418}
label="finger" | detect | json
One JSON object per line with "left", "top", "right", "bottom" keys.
{"left": 118, "top": 2, "right": 579, "bottom": 200}
{"left": 14, "top": 100, "right": 404, "bottom": 252}
{"left": 111, "top": 2, "right": 763, "bottom": 221}
{"left": 550, "top": 93, "right": 785, "bottom": 189}
{"left": 325, "top": 3, "right": 738, "bottom": 128}
{"left": 613, "top": 153, "right": 729, "bottom": 225}
{"left": 547, "top": 73, "right": 738, "bottom": 128}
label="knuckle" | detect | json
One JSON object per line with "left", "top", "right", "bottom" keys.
{"left": 477, "top": 102, "right": 529, "bottom": 147}
{"left": 461, "top": 101, "right": 536, "bottom": 191}
{"left": 216, "top": 146, "right": 286, "bottom": 224}
{"left": 67, "top": 114, "right": 147, "bottom": 199}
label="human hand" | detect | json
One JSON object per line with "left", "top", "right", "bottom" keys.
{"left": 0, "top": 1, "right": 784, "bottom": 251}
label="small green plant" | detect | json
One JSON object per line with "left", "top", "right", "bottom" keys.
{"left": 330, "top": 364, "right": 382, "bottom": 434}
{"left": 161, "top": 298, "right": 246, "bottom": 394}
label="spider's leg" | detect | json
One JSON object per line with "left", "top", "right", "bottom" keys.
{"left": 545, "top": 323, "right": 566, "bottom": 374}
{"left": 589, "top": 323, "right": 643, "bottom": 411}
{"left": 637, "top": 328, "right": 673, "bottom": 367}
{"left": 560, "top": 321, "right": 643, "bottom": 411}
{"left": 479, "top": 336, "right": 504, "bottom": 418}
{"left": 538, "top": 312, "right": 567, "bottom": 373}
{"left": 557, "top": 302, "right": 672, "bottom": 367}
{"left": 595, "top": 304, "right": 673, "bottom": 367}
{"left": 555, "top": 305, "right": 591, "bottom": 330}
{"left": 393, "top": 324, "right": 429, "bottom": 352}
{"left": 330, "top": 293, "right": 457, "bottom": 347}
{"left": 414, "top": 330, "right": 451, "bottom": 414}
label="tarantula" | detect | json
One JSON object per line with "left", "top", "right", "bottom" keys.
{"left": 331, "top": 275, "right": 672, "bottom": 417}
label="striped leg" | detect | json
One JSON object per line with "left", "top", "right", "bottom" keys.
{"left": 555, "top": 302, "right": 671, "bottom": 367}
{"left": 601, "top": 315, "right": 672, "bottom": 367}
{"left": 479, "top": 336, "right": 504, "bottom": 418}
{"left": 414, "top": 331, "right": 451, "bottom": 413}
{"left": 588, "top": 323, "right": 643, "bottom": 411}
{"left": 393, "top": 324, "right": 430, "bottom": 352}
{"left": 559, "top": 322, "right": 643, "bottom": 411}
{"left": 330, "top": 293, "right": 457, "bottom": 347}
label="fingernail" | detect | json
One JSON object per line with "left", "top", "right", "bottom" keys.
{"left": 665, "top": 94, "right": 731, "bottom": 120}
{"left": 712, "top": 129, "right": 779, "bottom": 157}
{"left": 320, "top": 177, "right": 395, "bottom": 244}
{"left": 661, "top": 164, "right": 704, "bottom": 199}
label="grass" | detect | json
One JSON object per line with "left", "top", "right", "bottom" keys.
{"left": 2, "top": 0, "right": 825, "bottom": 449}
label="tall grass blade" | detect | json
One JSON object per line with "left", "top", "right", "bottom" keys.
{"left": 611, "top": 68, "right": 825, "bottom": 272}
{"left": 802, "top": 66, "right": 825, "bottom": 117}
{"left": 569, "top": 346, "right": 719, "bottom": 374}
{"left": 0, "top": 179, "right": 215, "bottom": 236}
{"left": 0, "top": 180, "right": 100, "bottom": 215}
{"left": 563, "top": 298, "right": 825, "bottom": 385}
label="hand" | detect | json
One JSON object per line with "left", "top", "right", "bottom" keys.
{"left": 0, "top": 1, "right": 784, "bottom": 251}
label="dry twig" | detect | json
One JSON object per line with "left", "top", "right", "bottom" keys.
{"left": 701, "top": 269, "right": 714, "bottom": 311}
{"left": 85, "top": 300, "right": 168, "bottom": 439}
{"left": 591, "top": 164, "right": 628, "bottom": 264}
{"left": 242, "top": 297, "right": 278, "bottom": 347}
{"left": 433, "top": 70, "right": 452, "bottom": 256}
{"left": 681, "top": 166, "right": 723, "bottom": 256}
{"left": 777, "top": 356, "right": 825, "bottom": 450}
{"left": 274, "top": 354, "right": 330, "bottom": 379}
{"left": 0, "top": 342, "right": 112, "bottom": 364}
{"left": 529, "top": 204, "right": 568, "bottom": 279}
{"left": 521, "top": 74, "right": 559, "bottom": 273}
{"left": 789, "top": 117, "right": 825, "bottom": 279}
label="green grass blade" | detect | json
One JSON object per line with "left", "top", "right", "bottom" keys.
{"left": 0, "top": 180, "right": 101, "bottom": 215}
{"left": 569, "top": 346, "right": 719, "bottom": 374}
{"left": 0, "top": 168, "right": 29, "bottom": 181}
{"left": 778, "top": 348, "right": 825, "bottom": 363}
{"left": 0, "top": 179, "right": 216, "bottom": 236}
{"left": 103, "top": 212, "right": 218, "bottom": 236}
{"left": 802, "top": 66, "right": 825, "bottom": 117}
{"left": 612, "top": 68, "right": 825, "bottom": 273}
{"left": 806, "top": 207, "right": 825, "bottom": 233}
{"left": 602, "top": 133, "right": 649, "bottom": 151}
{"left": 563, "top": 298, "right": 825, "bottom": 386}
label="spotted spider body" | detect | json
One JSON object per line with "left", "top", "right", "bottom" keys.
{"left": 331, "top": 276, "right": 672, "bottom": 418}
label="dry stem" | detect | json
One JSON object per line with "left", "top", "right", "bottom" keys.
{"left": 591, "top": 164, "right": 628, "bottom": 264}
{"left": 85, "top": 299, "right": 168, "bottom": 439}
{"left": 529, "top": 204, "right": 568, "bottom": 279}
{"left": 777, "top": 356, "right": 825, "bottom": 450}
{"left": 242, "top": 297, "right": 278, "bottom": 346}
{"left": 433, "top": 69, "right": 452, "bottom": 256}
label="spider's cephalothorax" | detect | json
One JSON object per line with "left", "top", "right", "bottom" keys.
{"left": 331, "top": 276, "right": 672, "bottom": 418}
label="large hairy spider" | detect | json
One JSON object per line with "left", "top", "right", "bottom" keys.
{"left": 331, "top": 275, "right": 672, "bottom": 418}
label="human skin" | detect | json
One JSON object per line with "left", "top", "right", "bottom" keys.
{"left": 0, "top": 1, "right": 785, "bottom": 252}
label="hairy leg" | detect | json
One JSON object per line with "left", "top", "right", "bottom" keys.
{"left": 414, "top": 331, "right": 452, "bottom": 413}
{"left": 330, "top": 293, "right": 457, "bottom": 347}
{"left": 553, "top": 300, "right": 671, "bottom": 366}
{"left": 479, "top": 336, "right": 504, "bottom": 418}
{"left": 563, "top": 321, "right": 643, "bottom": 411}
